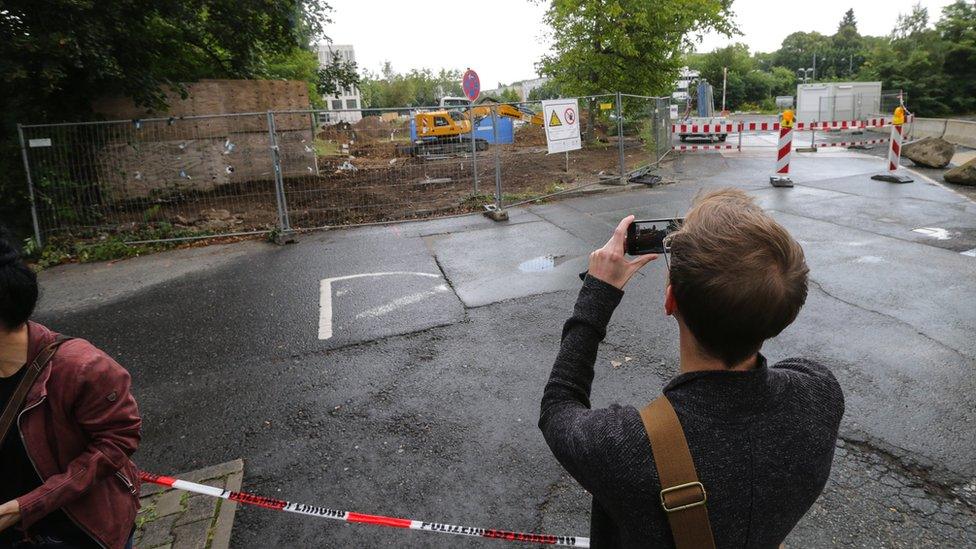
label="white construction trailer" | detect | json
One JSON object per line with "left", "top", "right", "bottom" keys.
{"left": 795, "top": 82, "right": 881, "bottom": 123}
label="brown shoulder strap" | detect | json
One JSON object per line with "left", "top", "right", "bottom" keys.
{"left": 0, "top": 335, "right": 72, "bottom": 444}
{"left": 640, "top": 395, "right": 716, "bottom": 549}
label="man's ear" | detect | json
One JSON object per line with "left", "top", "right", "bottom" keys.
{"left": 665, "top": 284, "right": 677, "bottom": 316}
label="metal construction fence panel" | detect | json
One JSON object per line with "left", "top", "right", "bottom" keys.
{"left": 18, "top": 114, "right": 288, "bottom": 245}
{"left": 18, "top": 93, "right": 674, "bottom": 246}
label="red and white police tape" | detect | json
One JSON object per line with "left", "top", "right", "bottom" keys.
{"left": 139, "top": 472, "right": 590, "bottom": 548}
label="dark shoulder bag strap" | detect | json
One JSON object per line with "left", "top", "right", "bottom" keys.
{"left": 640, "top": 395, "right": 716, "bottom": 549}
{"left": 0, "top": 334, "right": 72, "bottom": 443}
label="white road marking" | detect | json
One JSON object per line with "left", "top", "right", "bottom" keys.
{"left": 356, "top": 284, "right": 449, "bottom": 320}
{"left": 318, "top": 271, "right": 442, "bottom": 340}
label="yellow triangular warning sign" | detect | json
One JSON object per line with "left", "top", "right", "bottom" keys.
{"left": 549, "top": 111, "right": 562, "bottom": 127}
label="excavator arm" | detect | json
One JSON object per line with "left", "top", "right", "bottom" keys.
{"left": 471, "top": 104, "right": 543, "bottom": 126}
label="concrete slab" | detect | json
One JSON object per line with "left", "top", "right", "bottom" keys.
{"left": 765, "top": 191, "right": 976, "bottom": 252}
{"left": 772, "top": 210, "right": 976, "bottom": 358}
{"left": 426, "top": 221, "right": 591, "bottom": 307}
{"left": 38, "top": 240, "right": 269, "bottom": 315}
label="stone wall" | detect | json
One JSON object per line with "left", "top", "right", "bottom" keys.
{"left": 93, "top": 80, "right": 317, "bottom": 200}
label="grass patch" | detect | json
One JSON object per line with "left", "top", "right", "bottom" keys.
{"left": 135, "top": 506, "right": 158, "bottom": 530}
{"left": 25, "top": 223, "right": 219, "bottom": 270}
{"left": 314, "top": 139, "right": 343, "bottom": 157}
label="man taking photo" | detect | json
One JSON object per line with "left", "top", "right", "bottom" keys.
{"left": 540, "top": 188, "right": 844, "bottom": 547}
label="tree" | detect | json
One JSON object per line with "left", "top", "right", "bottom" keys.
{"left": 536, "top": 0, "right": 734, "bottom": 139}
{"left": 358, "top": 64, "right": 464, "bottom": 108}
{"left": 316, "top": 50, "right": 360, "bottom": 98}
{"left": 772, "top": 32, "right": 831, "bottom": 73}
{"left": 831, "top": 9, "right": 864, "bottom": 77}
{"left": 769, "top": 66, "right": 798, "bottom": 97}
{"left": 537, "top": 0, "right": 735, "bottom": 97}
{"left": 893, "top": 3, "right": 930, "bottom": 39}
{"left": 840, "top": 8, "right": 857, "bottom": 29}
{"left": 936, "top": 1, "right": 976, "bottom": 112}
{"left": 498, "top": 88, "right": 522, "bottom": 103}
{"left": 862, "top": 4, "right": 948, "bottom": 114}
{"left": 527, "top": 79, "right": 563, "bottom": 101}
{"left": 700, "top": 43, "right": 754, "bottom": 90}
{"left": 0, "top": 0, "right": 334, "bottom": 238}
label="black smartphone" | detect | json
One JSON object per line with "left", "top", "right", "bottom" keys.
{"left": 626, "top": 218, "right": 683, "bottom": 255}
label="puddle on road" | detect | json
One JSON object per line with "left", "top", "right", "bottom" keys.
{"left": 961, "top": 248, "right": 976, "bottom": 257}
{"left": 855, "top": 255, "right": 885, "bottom": 264}
{"left": 519, "top": 254, "right": 571, "bottom": 272}
{"left": 912, "top": 227, "right": 954, "bottom": 240}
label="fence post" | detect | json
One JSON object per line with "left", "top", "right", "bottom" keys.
{"left": 484, "top": 105, "right": 508, "bottom": 221}
{"left": 616, "top": 91, "right": 626, "bottom": 184}
{"left": 16, "top": 124, "right": 43, "bottom": 248}
{"left": 470, "top": 101, "right": 478, "bottom": 193}
{"left": 266, "top": 112, "right": 292, "bottom": 233}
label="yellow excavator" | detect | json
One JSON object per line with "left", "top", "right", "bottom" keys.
{"left": 399, "top": 103, "right": 543, "bottom": 156}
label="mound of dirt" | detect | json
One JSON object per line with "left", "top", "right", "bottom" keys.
{"left": 317, "top": 122, "right": 352, "bottom": 141}
{"left": 354, "top": 116, "right": 392, "bottom": 131}
{"left": 515, "top": 124, "right": 547, "bottom": 146}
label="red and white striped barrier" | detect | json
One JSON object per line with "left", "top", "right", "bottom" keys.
{"left": 678, "top": 115, "right": 916, "bottom": 134}
{"left": 775, "top": 126, "right": 793, "bottom": 175}
{"left": 672, "top": 144, "right": 735, "bottom": 151}
{"left": 812, "top": 138, "right": 889, "bottom": 148}
{"left": 738, "top": 121, "right": 781, "bottom": 132}
{"left": 887, "top": 123, "right": 904, "bottom": 171}
{"left": 139, "top": 472, "right": 590, "bottom": 548}
{"left": 670, "top": 123, "right": 736, "bottom": 133}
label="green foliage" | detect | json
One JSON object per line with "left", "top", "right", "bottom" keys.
{"left": 536, "top": 0, "right": 735, "bottom": 97}
{"left": 527, "top": 80, "right": 563, "bottom": 101}
{"left": 359, "top": 63, "right": 464, "bottom": 108}
{"left": 28, "top": 223, "right": 215, "bottom": 270}
{"left": 262, "top": 48, "right": 329, "bottom": 108}
{"left": 316, "top": 50, "right": 360, "bottom": 101}
{"left": 484, "top": 88, "right": 522, "bottom": 103}
{"left": 684, "top": 3, "right": 976, "bottom": 115}
{"left": 0, "top": 0, "right": 335, "bottom": 237}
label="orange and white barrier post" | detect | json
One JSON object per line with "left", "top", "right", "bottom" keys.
{"left": 871, "top": 106, "right": 913, "bottom": 184}
{"left": 770, "top": 109, "right": 794, "bottom": 187}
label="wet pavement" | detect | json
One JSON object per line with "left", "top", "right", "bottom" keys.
{"left": 36, "top": 147, "right": 976, "bottom": 546}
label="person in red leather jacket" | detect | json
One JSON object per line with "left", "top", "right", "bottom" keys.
{"left": 0, "top": 232, "right": 141, "bottom": 549}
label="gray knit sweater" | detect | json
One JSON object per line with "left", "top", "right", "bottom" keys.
{"left": 539, "top": 276, "right": 844, "bottom": 548}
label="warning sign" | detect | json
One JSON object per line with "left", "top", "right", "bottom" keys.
{"left": 543, "top": 98, "right": 581, "bottom": 155}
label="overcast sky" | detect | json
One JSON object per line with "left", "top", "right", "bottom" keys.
{"left": 322, "top": 0, "right": 959, "bottom": 88}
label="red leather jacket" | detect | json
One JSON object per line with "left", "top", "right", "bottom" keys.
{"left": 15, "top": 322, "right": 142, "bottom": 549}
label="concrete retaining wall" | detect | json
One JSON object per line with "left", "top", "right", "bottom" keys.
{"left": 867, "top": 118, "right": 976, "bottom": 149}
{"left": 943, "top": 119, "right": 976, "bottom": 148}
{"left": 909, "top": 118, "right": 948, "bottom": 139}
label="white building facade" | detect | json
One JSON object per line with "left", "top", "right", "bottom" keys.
{"left": 317, "top": 43, "right": 362, "bottom": 123}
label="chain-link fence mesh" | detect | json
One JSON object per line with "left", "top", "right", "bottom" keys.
{"left": 19, "top": 114, "right": 286, "bottom": 243}
{"left": 19, "top": 93, "right": 675, "bottom": 246}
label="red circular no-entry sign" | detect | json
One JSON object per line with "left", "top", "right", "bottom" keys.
{"left": 462, "top": 69, "right": 480, "bottom": 102}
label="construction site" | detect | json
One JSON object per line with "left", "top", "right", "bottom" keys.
{"left": 20, "top": 81, "right": 668, "bottom": 244}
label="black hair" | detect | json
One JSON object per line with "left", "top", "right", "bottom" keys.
{"left": 0, "top": 228, "right": 38, "bottom": 330}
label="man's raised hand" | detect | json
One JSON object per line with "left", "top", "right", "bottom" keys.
{"left": 587, "top": 215, "right": 658, "bottom": 290}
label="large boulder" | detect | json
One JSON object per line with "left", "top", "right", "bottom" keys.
{"left": 903, "top": 137, "right": 956, "bottom": 168}
{"left": 944, "top": 157, "right": 976, "bottom": 186}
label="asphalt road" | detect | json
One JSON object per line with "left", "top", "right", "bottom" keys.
{"left": 37, "top": 148, "right": 976, "bottom": 547}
